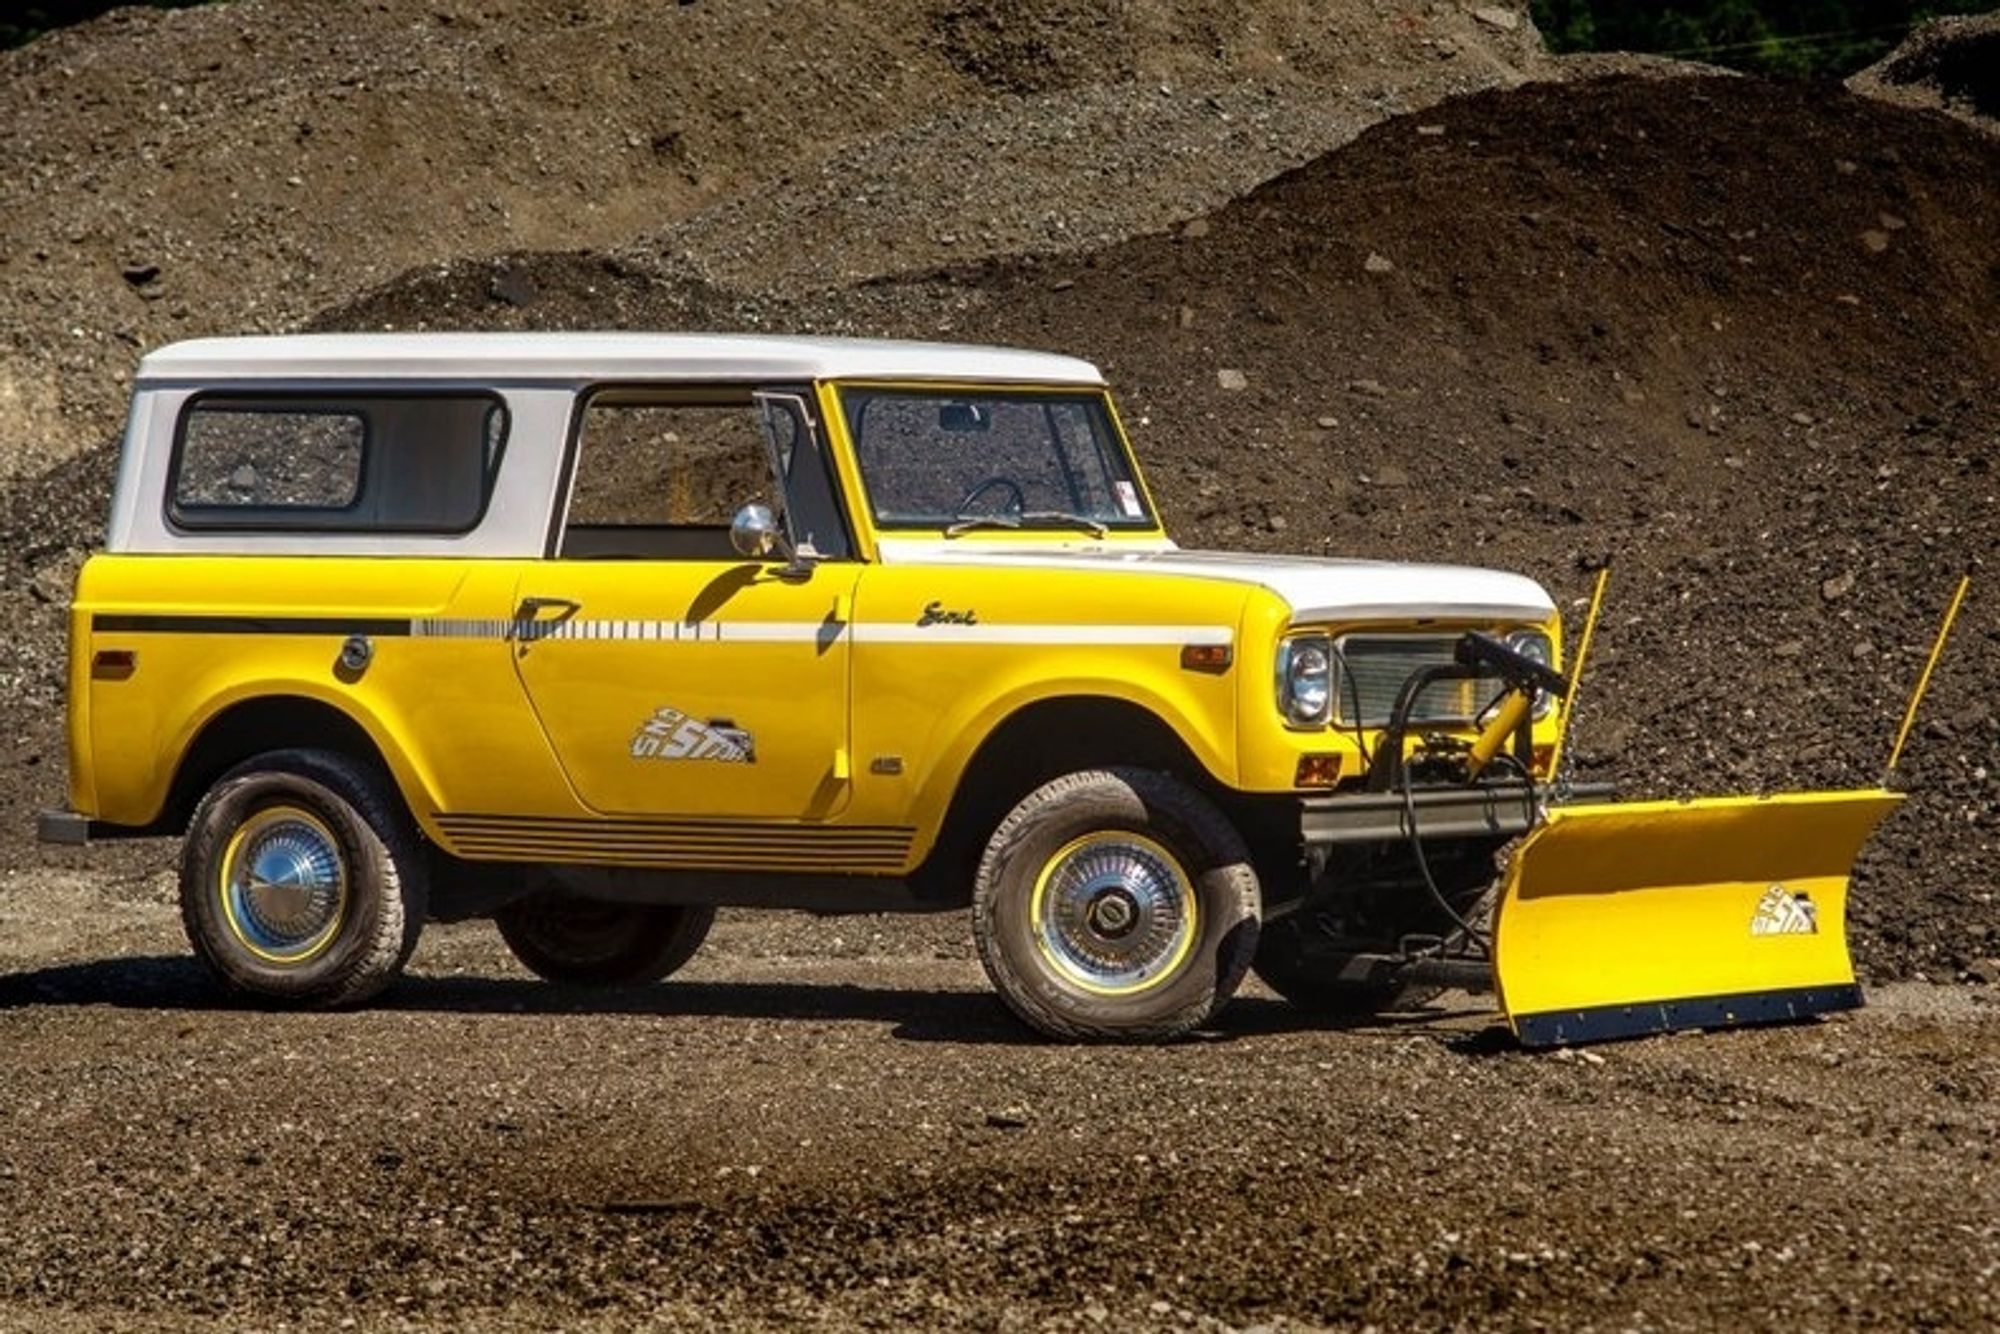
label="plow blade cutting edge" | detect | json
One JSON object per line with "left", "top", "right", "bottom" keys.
{"left": 1492, "top": 789, "right": 1903, "bottom": 1047}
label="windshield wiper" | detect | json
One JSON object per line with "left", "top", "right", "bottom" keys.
{"left": 944, "top": 510, "right": 1108, "bottom": 539}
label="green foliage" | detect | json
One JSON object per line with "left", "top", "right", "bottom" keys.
{"left": 1531, "top": 1, "right": 1996, "bottom": 76}
{"left": 1, "top": 2, "right": 219, "bottom": 51}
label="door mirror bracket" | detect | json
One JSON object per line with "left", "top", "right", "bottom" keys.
{"left": 731, "top": 502, "right": 817, "bottom": 581}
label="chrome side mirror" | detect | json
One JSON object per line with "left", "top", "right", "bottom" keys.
{"left": 730, "top": 502, "right": 792, "bottom": 560}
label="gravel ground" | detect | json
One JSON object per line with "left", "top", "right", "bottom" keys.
{"left": 2, "top": 866, "right": 1997, "bottom": 1331}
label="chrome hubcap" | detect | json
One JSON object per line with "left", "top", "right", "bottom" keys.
{"left": 1032, "top": 832, "right": 1196, "bottom": 995}
{"left": 221, "top": 807, "right": 347, "bottom": 964}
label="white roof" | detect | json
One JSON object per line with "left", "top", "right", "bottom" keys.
{"left": 135, "top": 332, "right": 1105, "bottom": 387}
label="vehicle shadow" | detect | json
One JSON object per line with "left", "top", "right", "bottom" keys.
{"left": 0, "top": 955, "right": 1506, "bottom": 1046}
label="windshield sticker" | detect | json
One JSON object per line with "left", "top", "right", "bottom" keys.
{"left": 1113, "top": 480, "right": 1143, "bottom": 518}
{"left": 630, "top": 707, "right": 755, "bottom": 763}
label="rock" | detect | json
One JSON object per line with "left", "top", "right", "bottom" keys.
{"left": 1216, "top": 368, "right": 1248, "bottom": 391}
{"left": 1371, "top": 463, "right": 1410, "bottom": 488}
{"left": 1315, "top": 416, "right": 1338, "bottom": 429}
{"left": 1821, "top": 571, "right": 1856, "bottom": 601}
{"left": 489, "top": 268, "right": 538, "bottom": 308}
{"left": 1177, "top": 305, "right": 1196, "bottom": 329}
{"left": 227, "top": 464, "right": 258, "bottom": 492}
{"left": 1473, "top": 6, "right": 1520, "bottom": 31}
{"left": 1267, "top": 514, "right": 1288, "bottom": 532}
{"left": 1966, "top": 958, "right": 2000, "bottom": 985}
{"left": 1416, "top": 124, "right": 1446, "bottom": 137}
{"left": 1879, "top": 212, "right": 1907, "bottom": 231}
{"left": 1363, "top": 252, "right": 1395, "bottom": 274}
{"left": 1861, "top": 229, "right": 1892, "bottom": 253}
{"left": 1790, "top": 411, "right": 1814, "bottom": 426}
{"left": 1347, "top": 378, "right": 1388, "bottom": 397}
{"left": 120, "top": 263, "right": 160, "bottom": 287}
{"left": 1181, "top": 218, "right": 1211, "bottom": 240}
{"left": 984, "top": 1109, "right": 1029, "bottom": 1130}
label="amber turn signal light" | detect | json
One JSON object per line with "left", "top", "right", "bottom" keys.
{"left": 1179, "top": 643, "right": 1232, "bottom": 673}
{"left": 1294, "top": 753, "right": 1343, "bottom": 787}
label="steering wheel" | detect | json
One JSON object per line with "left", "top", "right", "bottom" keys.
{"left": 955, "top": 475, "right": 1026, "bottom": 516}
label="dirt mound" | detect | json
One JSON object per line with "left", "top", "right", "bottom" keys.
{"left": 1850, "top": 13, "right": 2000, "bottom": 135}
{"left": 5, "top": 64, "right": 1994, "bottom": 979}
{"left": 313, "top": 74, "right": 2000, "bottom": 981}
{"left": 0, "top": 0, "right": 1556, "bottom": 483}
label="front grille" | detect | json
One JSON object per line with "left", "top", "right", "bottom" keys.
{"left": 1331, "top": 635, "right": 1508, "bottom": 727}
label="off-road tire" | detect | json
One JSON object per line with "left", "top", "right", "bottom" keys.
{"left": 972, "top": 768, "right": 1260, "bottom": 1042}
{"left": 180, "top": 749, "right": 428, "bottom": 1007}
{"left": 495, "top": 893, "right": 715, "bottom": 987}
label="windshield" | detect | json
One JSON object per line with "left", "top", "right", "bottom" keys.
{"left": 838, "top": 388, "right": 1156, "bottom": 532}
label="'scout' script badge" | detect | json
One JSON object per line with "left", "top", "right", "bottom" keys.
{"left": 917, "top": 600, "right": 979, "bottom": 627}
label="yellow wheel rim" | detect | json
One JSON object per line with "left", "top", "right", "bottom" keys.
{"left": 217, "top": 805, "right": 349, "bottom": 966}
{"left": 1028, "top": 830, "right": 1198, "bottom": 997}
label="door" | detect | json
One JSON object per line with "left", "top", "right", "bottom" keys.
{"left": 510, "top": 560, "right": 856, "bottom": 819}
{"left": 510, "top": 385, "right": 858, "bottom": 821}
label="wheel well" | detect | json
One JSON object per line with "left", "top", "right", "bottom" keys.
{"left": 159, "top": 696, "right": 396, "bottom": 835}
{"left": 911, "top": 696, "right": 1216, "bottom": 905}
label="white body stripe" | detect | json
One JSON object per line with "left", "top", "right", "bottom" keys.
{"left": 409, "top": 618, "right": 1232, "bottom": 647}
{"left": 849, "top": 623, "right": 1232, "bottom": 646}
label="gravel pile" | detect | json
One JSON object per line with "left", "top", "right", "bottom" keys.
{"left": 302, "top": 74, "right": 2000, "bottom": 982}
{"left": 0, "top": 0, "right": 1555, "bottom": 481}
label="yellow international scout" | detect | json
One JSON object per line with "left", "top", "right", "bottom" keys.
{"left": 43, "top": 333, "right": 1910, "bottom": 1044}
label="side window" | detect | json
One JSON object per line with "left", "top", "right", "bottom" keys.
{"left": 567, "top": 401, "right": 771, "bottom": 530}
{"left": 169, "top": 394, "right": 506, "bottom": 533}
{"left": 177, "top": 408, "right": 363, "bottom": 510}
{"left": 560, "top": 390, "right": 850, "bottom": 560}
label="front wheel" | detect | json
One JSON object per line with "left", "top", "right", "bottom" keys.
{"left": 972, "top": 768, "right": 1260, "bottom": 1042}
{"left": 495, "top": 891, "right": 714, "bottom": 987}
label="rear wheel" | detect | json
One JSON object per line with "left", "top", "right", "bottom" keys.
{"left": 495, "top": 891, "right": 714, "bottom": 987}
{"left": 973, "top": 768, "right": 1260, "bottom": 1042}
{"left": 179, "top": 749, "right": 427, "bottom": 1007}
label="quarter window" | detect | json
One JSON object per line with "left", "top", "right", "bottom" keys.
{"left": 176, "top": 408, "right": 363, "bottom": 511}
{"left": 169, "top": 394, "right": 507, "bottom": 533}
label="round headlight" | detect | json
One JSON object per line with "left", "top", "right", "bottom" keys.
{"left": 1505, "top": 631, "right": 1557, "bottom": 718}
{"left": 1280, "top": 637, "right": 1333, "bottom": 725}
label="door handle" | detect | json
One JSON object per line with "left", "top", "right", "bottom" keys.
{"left": 512, "top": 596, "right": 581, "bottom": 643}
{"left": 517, "top": 596, "right": 581, "bottom": 618}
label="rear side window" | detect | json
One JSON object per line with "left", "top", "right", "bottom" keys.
{"left": 169, "top": 394, "right": 507, "bottom": 533}
{"left": 176, "top": 408, "right": 364, "bottom": 510}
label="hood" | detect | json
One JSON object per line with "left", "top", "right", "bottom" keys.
{"left": 880, "top": 542, "right": 1556, "bottom": 624}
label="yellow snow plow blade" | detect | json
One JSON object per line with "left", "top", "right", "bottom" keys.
{"left": 1493, "top": 789, "right": 1902, "bottom": 1047}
